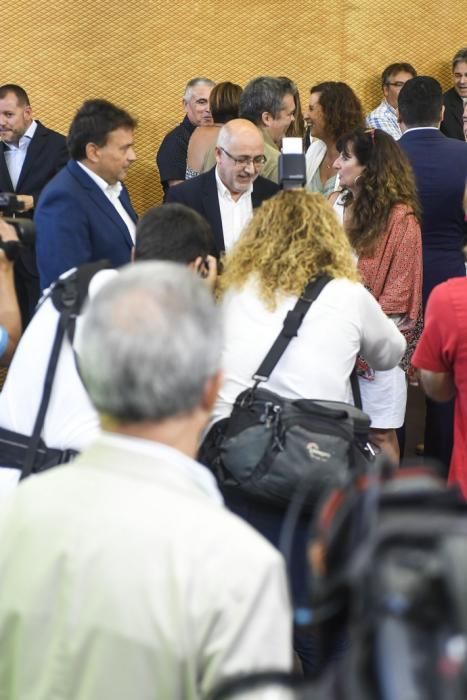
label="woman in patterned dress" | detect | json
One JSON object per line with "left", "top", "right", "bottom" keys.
{"left": 332, "top": 127, "right": 422, "bottom": 463}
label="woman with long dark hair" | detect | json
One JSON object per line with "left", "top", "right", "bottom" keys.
{"left": 332, "top": 127, "right": 422, "bottom": 462}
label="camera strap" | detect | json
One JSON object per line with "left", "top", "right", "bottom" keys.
{"left": 19, "top": 260, "right": 113, "bottom": 479}
{"left": 252, "top": 274, "right": 362, "bottom": 409}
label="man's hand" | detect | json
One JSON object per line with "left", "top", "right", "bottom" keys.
{"left": 0, "top": 219, "right": 19, "bottom": 243}
{"left": 15, "top": 194, "right": 34, "bottom": 212}
{"left": 0, "top": 220, "right": 19, "bottom": 268}
{"left": 0, "top": 220, "right": 21, "bottom": 363}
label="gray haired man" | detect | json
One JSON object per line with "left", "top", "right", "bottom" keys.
{"left": 0, "top": 262, "right": 292, "bottom": 699}
{"left": 202, "top": 76, "right": 296, "bottom": 183}
{"left": 156, "top": 77, "right": 215, "bottom": 195}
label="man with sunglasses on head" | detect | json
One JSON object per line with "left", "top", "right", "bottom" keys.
{"left": 366, "top": 62, "right": 417, "bottom": 140}
{"left": 166, "top": 119, "right": 279, "bottom": 256}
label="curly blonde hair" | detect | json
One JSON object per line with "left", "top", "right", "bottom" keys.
{"left": 219, "top": 190, "right": 359, "bottom": 309}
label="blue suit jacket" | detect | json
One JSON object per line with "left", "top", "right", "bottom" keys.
{"left": 399, "top": 128, "right": 467, "bottom": 305}
{"left": 165, "top": 167, "right": 280, "bottom": 256}
{"left": 35, "top": 160, "right": 137, "bottom": 290}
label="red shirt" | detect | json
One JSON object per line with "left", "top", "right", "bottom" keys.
{"left": 412, "top": 277, "right": 467, "bottom": 496}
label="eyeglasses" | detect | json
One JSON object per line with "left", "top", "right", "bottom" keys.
{"left": 385, "top": 81, "right": 406, "bottom": 88}
{"left": 219, "top": 147, "right": 267, "bottom": 167}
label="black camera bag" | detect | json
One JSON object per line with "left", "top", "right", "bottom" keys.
{"left": 199, "top": 275, "right": 372, "bottom": 510}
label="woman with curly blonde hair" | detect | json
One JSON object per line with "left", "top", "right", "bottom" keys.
{"left": 208, "top": 189, "right": 405, "bottom": 675}
{"left": 215, "top": 189, "right": 405, "bottom": 417}
{"left": 332, "top": 127, "right": 422, "bottom": 463}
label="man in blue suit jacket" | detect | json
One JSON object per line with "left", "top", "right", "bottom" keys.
{"left": 35, "top": 99, "right": 138, "bottom": 290}
{"left": 0, "top": 84, "right": 69, "bottom": 324}
{"left": 399, "top": 76, "right": 467, "bottom": 472}
{"left": 165, "top": 119, "right": 279, "bottom": 256}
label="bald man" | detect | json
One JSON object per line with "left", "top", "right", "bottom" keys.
{"left": 165, "top": 119, "right": 279, "bottom": 255}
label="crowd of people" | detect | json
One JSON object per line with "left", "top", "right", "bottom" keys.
{"left": 0, "top": 48, "right": 466, "bottom": 698}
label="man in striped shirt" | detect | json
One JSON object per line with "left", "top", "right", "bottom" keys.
{"left": 367, "top": 62, "right": 417, "bottom": 140}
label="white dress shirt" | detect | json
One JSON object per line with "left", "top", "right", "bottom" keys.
{"left": 3, "top": 120, "right": 37, "bottom": 189}
{"left": 215, "top": 166, "right": 253, "bottom": 251}
{"left": 77, "top": 161, "right": 136, "bottom": 243}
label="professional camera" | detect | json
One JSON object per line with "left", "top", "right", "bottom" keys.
{"left": 279, "top": 137, "right": 306, "bottom": 190}
{"left": 0, "top": 193, "right": 35, "bottom": 261}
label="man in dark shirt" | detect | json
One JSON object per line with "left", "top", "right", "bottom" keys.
{"left": 440, "top": 47, "right": 467, "bottom": 141}
{"left": 156, "top": 78, "right": 215, "bottom": 198}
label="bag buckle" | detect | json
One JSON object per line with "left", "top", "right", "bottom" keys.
{"left": 283, "top": 310, "right": 303, "bottom": 338}
{"left": 252, "top": 375, "right": 267, "bottom": 392}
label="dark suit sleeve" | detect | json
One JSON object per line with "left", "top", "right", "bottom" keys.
{"left": 440, "top": 90, "right": 464, "bottom": 141}
{"left": 35, "top": 188, "right": 92, "bottom": 289}
{"left": 55, "top": 137, "right": 70, "bottom": 175}
{"left": 164, "top": 182, "right": 190, "bottom": 205}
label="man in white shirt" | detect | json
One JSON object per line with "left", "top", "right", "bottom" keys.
{"left": 366, "top": 62, "right": 417, "bottom": 140}
{"left": 166, "top": 118, "right": 279, "bottom": 254}
{"left": 0, "top": 262, "right": 292, "bottom": 700}
{"left": 0, "top": 204, "right": 217, "bottom": 463}
{"left": 0, "top": 84, "right": 69, "bottom": 322}
{"left": 35, "top": 98, "right": 138, "bottom": 290}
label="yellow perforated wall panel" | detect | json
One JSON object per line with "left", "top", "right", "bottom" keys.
{"left": 3, "top": 1, "right": 464, "bottom": 211}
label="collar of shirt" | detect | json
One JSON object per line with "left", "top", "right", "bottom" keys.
{"left": 383, "top": 100, "right": 398, "bottom": 117}
{"left": 215, "top": 166, "right": 253, "bottom": 202}
{"left": 261, "top": 127, "right": 279, "bottom": 151}
{"left": 77, "top": 160, "right": 135, "bottom": 244}
{"left": 98, "top": 431, "right": 224, "bottom": 505}
{"left": 182, "top": 114, "right": 197, "bottom": 135}
{"left": 77, "top": 161, "right": 123, "bottom": 198}
{"left": 402, "top": 126, "right": 439, "bottom": 134}
{"left": 5, "top": 119, "right": 37, "bottom": 151}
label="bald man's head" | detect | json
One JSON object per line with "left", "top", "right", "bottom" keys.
{"left": 215, "top": 119, "right": 266, "bottom": 199}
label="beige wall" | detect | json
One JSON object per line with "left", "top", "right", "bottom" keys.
{"left": 4, "top": 1, "right": 463, "bottom": 211}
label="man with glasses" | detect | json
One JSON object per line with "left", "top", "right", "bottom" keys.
{"left": 166, "top": 119, "right": 279, "bottom": 255}
{"left": 366, "top": 62, "right": 417, "bottom": 140}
